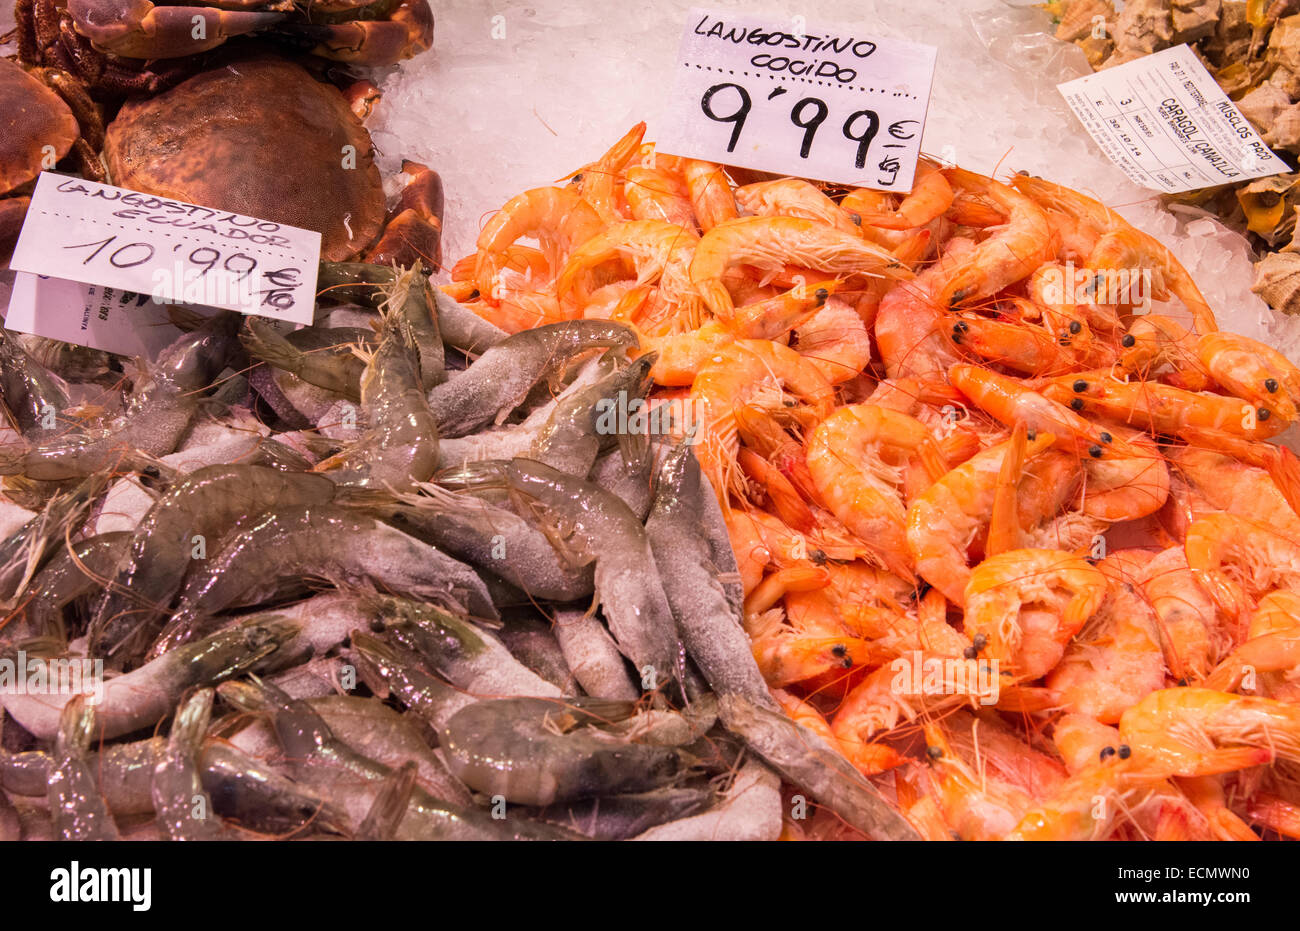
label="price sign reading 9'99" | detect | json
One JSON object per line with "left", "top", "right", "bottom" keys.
{"left": 657, "top": 8, "right": 937, "bottom": 191}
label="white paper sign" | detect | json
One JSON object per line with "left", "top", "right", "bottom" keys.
{"left": 1058, "top": 45, "right": 1289, "bottom": 193}
{"left": 657, "top": 8, "right": 937, "bottom": 190}
{"left": 4, "top": 274, "right": 198, "bottom": 359}
{"left": 10, "top": 172, "right": 321, "bottom": 325}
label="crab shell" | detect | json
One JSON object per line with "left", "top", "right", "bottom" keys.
{"left": 0, "top": 58, "right": 78, "bottom": 196}
{"left": 103, "top": 59, "right": 385, "bottom": 261}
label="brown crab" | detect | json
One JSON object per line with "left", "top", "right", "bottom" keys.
{"left": 103, "top": 58, "right": 440, "bottom": 265}
{"left": 15, "top": 0, "right": 434, "bottom": 94}
{"left": 0, "top": 58, "right": 107, "bottom": 257}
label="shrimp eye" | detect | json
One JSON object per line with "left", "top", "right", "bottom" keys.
{"left": 1117, "top": 744, "right": 1131, "bottom": 759}
{"left": 1099, "top": 746, "right": 1116, "bottom": 761}
{"left": 1058, "top": 337, "right": 1072, "bottom": 347}
{"left": 1026, "top": 430, "right": 1037, "bottom": 440}
{"left": 815, "top": 288, "right": 829, "bottom": 303}
{"left": 571, "top": 172, "right": 583, "bottom": 183}
{"left": 468, "top": 289, "right": 480, "bottom": 300}
{"left": 1259, "top": 408, "right": 1271, "bottom": 421}
{"left": 1099, "top": 432, "right": 1112, "bottom": 443}
{"left": 1266, "top": 378, "right": 1279, "bottom": 393}
{"left": 1120, "top": 334, "right": 1136, "bottom": 348}
{"left": 962, "top": 646, "right": 978, "bottom": 659}
{"left": 1069, "top": 321, "right": 1082, "bottom": 334}
{"left": 951, "top": 328, "right": 963, "bottom": 344}
{"left": 1089, "top": 444, "right": 1103, "bottom": 458}
{"left": 1070, "top": 398, "right": 1085, "bottom": 411}
{"left": 810, "top": 548, "right": 828, "bottom": 565}
{"left": 926, "top": 746, "right": 944, "bottom": 760}
{"left": 831, "top": 644, "right": 847, "bottom": 658}
{"left": 850, "top": 214, "right": 862, "bottom": 226}
{"left": 955, "top": 321, "right": 969, "bottom": 332}
{"left": 971, "top": 633, "right": 988, "bottom": 650}
{"left": 1072, "top": 379, "right": 1088, "bottom": 392}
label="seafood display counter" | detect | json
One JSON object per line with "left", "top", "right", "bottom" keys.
{"left": 1, "top": 0, "right": 1299, "bottom": 846}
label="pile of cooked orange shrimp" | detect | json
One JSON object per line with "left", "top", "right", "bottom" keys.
{"left": 445, "top": 123, "right": 1300, "bottom": 840}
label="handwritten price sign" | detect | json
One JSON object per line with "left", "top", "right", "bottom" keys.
{"left": 10, "top": 172, "right": 320, "bottom": 325}
{"left": 657, "top": 8, "right": 937, "bottom": 190}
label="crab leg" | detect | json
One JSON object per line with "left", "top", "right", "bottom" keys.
{"left": 68, "top": 0, "right": 287, "bottom": 59}
{"left": 287, "top": 0, "right": 433, "bottom": 66}
{"left": 366, "top": 160, "right": 445, "bottom": 271}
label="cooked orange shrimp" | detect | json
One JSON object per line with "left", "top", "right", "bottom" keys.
{"left": 935, "top": 168, "right": 1052, "bottom": 307}
{"left": 738, "top": 447, "right": 817, "bottom": 533}
{"left": 948, "top": 313, "right": 1078, "bottom": 376}
{"left": 1006, "top": 757, "right": 1167, "bottom": 840}
{"left": 962, "top": 548, "right": 1107, "bottom": 679}
{"left": 1139, "top": 545, "right": 1222, "bottom": 684}
{"left": 474, "top": 186, "right": 605, "bottom": 294}
{"left": 1185, "top": 513, "right": 1300, "bottom": 608}
{"left": 725, "top": 503, "right": 875, "bottom": 571}
{"left": 465, "top": 289, "right": 570, "bottom": 334}
{"left": 681, "top": 158, "right": 738, "bottom": 232}
{"left": 854, "top": 161, "right": 954, "bottom": 231}
{"left": 637, "top": 319, "right": 734, "bottom": 386}
{"left": 734, "top": 178, "right": 862, "bottom": 235}
{"left": 1247, "top": 792, "right": 1300, "bottom": 839}
{"left": 907, "top": 429, "right": 1056, "bottom": 603}
{"left": 569, "top": 122, "right": 644, "bottom": 224}
{"left": 1079, "top": 425, "right": 1170, "bottom": 521}
{"left": 785, "top": 560, "right": 914, "bottom": 645}
{"left": 874, "top": 238, "right": 974, "bottom": 379}
{"left": 1044, "top": 372, "right": 1290, "bottom": 443}
{"left": 1196, "top": 331, "right": 1300, "bottom": 424}
{"left": 1168, "top": 445, "right": 1300, "bottom": 536}
{"left": 555, "top": 219, "right": 698, "bottom": 309}
{"left": 624, "top": 165, "right": 696, "bottom": 228}
{"left": 689, "top": 339, "right": 835, "bottom": 502}
{"left": 1044, "top": 207, "right": 1101, "bottom": 261}
{"left": 1176, "top": 774, "right": 1263, "bottom": 841}
{"left": 806, "top": 404, "right": 931, "bottom": 579}
{"left": 1053, "top": 713, "right": 1124, "bottom": 774}
{"left": 1118, "top": 688, "right": 1300, "bottom": 777}
{"left": 1011, "top": 174, "right": 1217, "bottom": 334}
{"left": 949, "top": 364, "right": 1145, "bottom": 462}
{"left": 789, "top": 295, "right": 873, "bottom": 385}
{"left": 919, "top": 721, "right": 1039, "bottom": 841}
{"left": 730, "top": 280, "right": 839, "bottom": 340}
{"left": 1047, "top": 557, "right": 1166, "bottom": 723}
{"left": 1026, "top": 262, "right": 1118, "bottom": 358}
{"left": 1116, "top": 314, "right": 1208, "bottom": 389}
{"left": 690, "top": 216, "right": 907, "bottom": 319}
{"left": 830, "top": 665, "right": 949, "bottom": 777}
{"left": 750, "top": 615, "right": 880, "bottom": 688}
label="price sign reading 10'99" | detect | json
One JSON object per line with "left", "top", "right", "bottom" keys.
{"left": 657, "top": 8, "right": 938, "bottom": 191}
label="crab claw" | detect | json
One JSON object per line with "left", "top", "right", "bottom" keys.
{"left": 365, "top": 160, "right": 444, "bottom": 271}
{"left": 68, "top": 0, "right": 287, "bottom": 59}
{"left": 287, "top": 0, "right": 433, "bottom": 66}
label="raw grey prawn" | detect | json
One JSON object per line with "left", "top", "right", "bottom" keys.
{"left": 2, "top": 616, "right": 301, "bottom": 740}
{"left": 426, "top": 319, "right": 639, "bottom": 436}
{"left": 502, "top": 457, "right": 686, "bottom": 698}
{"left": 89, "top": 463, "right": 337, "bottom": 664}
{"left": 147, "top": 504, "right": 498, "bottom": 658}
{"left": 439, "top": 696, "right": 698, "bottom": 807}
